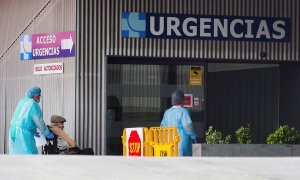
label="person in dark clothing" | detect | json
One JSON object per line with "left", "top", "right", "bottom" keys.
{"left": 48, "top": 115, "right": 94, "bottom": 155}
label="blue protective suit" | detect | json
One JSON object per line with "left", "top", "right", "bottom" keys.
{"left": 9, "top": 96, "right": 51, "bottom": 154}
{"left": 160, "top": 106, "right": 197, "bottom": 156}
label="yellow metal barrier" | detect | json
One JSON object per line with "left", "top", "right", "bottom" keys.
{"left": 148, "top": 126, "right": 180, "bottom": 157}
{"left": 122, "top": 126, "right": 180, "bottom": 157}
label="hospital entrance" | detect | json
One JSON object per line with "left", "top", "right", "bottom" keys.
{"left": 106, "top": 58, "right": 205, "bottom": 155}
{"left": 105, "top": 57, "right": 282, "bottom": 155}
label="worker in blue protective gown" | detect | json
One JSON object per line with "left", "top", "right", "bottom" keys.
{"left": 9, "top": 86, "right": 54, "bottom": 154}
{"left": 160, "top": 90, "right": 197, "bottom": 156}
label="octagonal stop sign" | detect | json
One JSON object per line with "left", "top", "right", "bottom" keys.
{"left": 128, "top": 130, "right": 141, "bottom": 156}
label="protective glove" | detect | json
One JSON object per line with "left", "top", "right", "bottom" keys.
{"left": 34, "top": 131, "right": 40, "bottom": 138}
{"left": 45, "top": 132, "right": 55, "bottom": 139}
{"left": 192, "top": 138, "right": 198, "bottom": 144}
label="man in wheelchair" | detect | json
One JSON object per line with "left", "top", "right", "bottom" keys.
{"left": 43, "top": 115, "right": 94, "bottom": 155}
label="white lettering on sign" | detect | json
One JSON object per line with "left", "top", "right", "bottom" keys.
{"left": 36, "top": 35, "right": 56, "bottom": 44}
{"left": 182, "top": 18, "right": 197, "bottom": 37}
{"left": 214, "top": 19, "right": 228, "bottom": 37}
{"left": 199, "top": 18, "right": 212, "bottom": 37}
{"left": 230, "top": 19, "right": 243, "bottom": 38}
{"left": 244, "top": 19, "right": 254, "bottom": 38}
{"left": 33, "top": 47, "right": 60, "bottom": 56}
{"left": 150, "top": 17, "right": 164, "bottom": 35}
{"left": 34, "top": 62, "right": 63, "bottom": 75}
{"left": 273, "top": 21, "right": 285, "bottom": 39}
{"left": 167, "top": 17, "right": 181, "bottom": 36}
{"left": 147, "top": 14, "right": 289, "bottom": 41}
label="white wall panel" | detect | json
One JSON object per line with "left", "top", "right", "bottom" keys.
{"left": 0, "top": 0, "right": 76, "bottom": 154}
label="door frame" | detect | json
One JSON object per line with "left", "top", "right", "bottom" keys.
{"left": 103, "top": 56, "right": 208, "bottom": 154}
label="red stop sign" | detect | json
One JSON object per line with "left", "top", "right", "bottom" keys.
{"left": 128, "top": 130, "right": 141, "bottom": 156}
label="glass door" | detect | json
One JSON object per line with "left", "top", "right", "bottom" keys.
{"left": 106, "top": 61, "right": 205, "bottom": 155}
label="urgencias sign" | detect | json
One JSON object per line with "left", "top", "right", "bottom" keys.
{"left": 122, "top": 12, "right": 290, "bottom": 42}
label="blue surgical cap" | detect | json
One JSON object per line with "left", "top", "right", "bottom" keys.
{"left": 171, "top": 90, "right": 184, "bottom": 105}
{"left": 26, "top": 86, "right": 41, "bottom": 98}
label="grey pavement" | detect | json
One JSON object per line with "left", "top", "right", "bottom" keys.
{"left": 0, "top": 155, "right": 299, "bottom": 180}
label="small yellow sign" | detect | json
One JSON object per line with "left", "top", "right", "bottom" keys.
{"left": 189, "top": 66, "right": 202, "bottom": 86}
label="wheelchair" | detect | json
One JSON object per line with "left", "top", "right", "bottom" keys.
{"left": 42, "top": 134, "right": 94, "bottom": 155}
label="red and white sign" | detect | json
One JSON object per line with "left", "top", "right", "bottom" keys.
{"left": 184, "top": 94, "right": 193, "bottom": 107}
{"left": 126, "top": 128, "right": 143, "bottom": 157}
{"left": 34, "top": 62, "right": 63, "bottom": 75}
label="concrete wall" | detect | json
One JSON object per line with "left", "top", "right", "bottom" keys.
{"left": 193, "top": 144, "right": 300, "bottom": 156}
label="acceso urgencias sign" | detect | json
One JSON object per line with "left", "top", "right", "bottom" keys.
{"left": 20, "top": 31, "right": 75, "bottom": 60}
